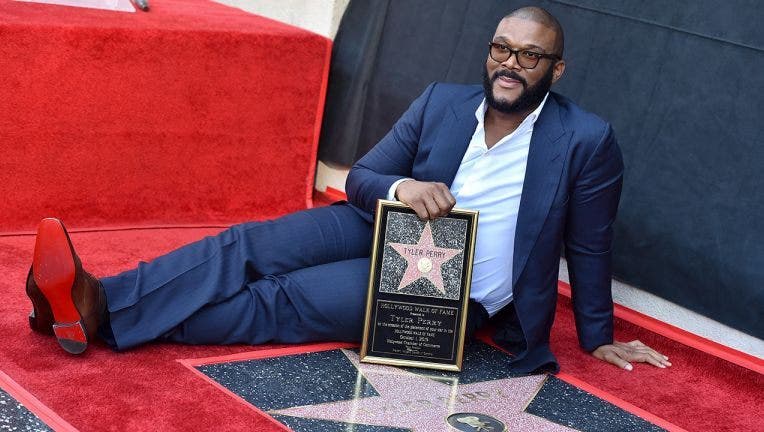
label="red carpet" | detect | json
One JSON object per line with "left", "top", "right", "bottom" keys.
{"left": 0, "top": 229, "right": 284, "bottom": 431}
{"left": 0, "top": 229, "right": 761, "bottom": 431}
{"left": 549, "top": 293, "right": 763, "bottom": 432}
{"left": 1, "top": 1, "right": 761, "bottom": 431}
{"left": 0, "top": 0, "right": 331, "bottom": 232}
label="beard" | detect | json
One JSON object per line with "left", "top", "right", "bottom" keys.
{"left": 482, "top": 64, "right": 554, "bottom": 114}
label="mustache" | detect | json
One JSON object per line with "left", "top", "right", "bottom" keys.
{"left": 492, "top": 70, "right": 527, "bottom": 88}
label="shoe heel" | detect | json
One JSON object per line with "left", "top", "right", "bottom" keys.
{"left": 53, "top": 321, "right": 88, "bottom": 354}
{"left": 27, "top": 267, "right": 55, "bottom": 335}
{"left": 28, "top": 309, "right": 52, "bottom": 334}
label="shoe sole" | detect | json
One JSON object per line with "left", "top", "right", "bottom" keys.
{"left": 32, "top": 218, "right": 88, "bottom": 354}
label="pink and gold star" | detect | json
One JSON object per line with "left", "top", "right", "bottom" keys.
{"left": 271, "top": 350, "right": 573, "bottom": 431}
{"left": 388, "top": 222, "right": 462, "bottom": 294}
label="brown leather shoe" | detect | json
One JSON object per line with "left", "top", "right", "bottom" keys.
{"left": 28, "top": 218, "right": 105, "bottom": 354}
{"left": 26, "top": 267, "right": 55, "bottom": 335}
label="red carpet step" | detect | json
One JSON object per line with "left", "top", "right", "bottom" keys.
{"left": 0, "top": 0, "right": 331, "bottom": 232}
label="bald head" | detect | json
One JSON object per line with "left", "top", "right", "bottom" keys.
{"left": 504, "top": 6, "right": 564, "bottom": 57}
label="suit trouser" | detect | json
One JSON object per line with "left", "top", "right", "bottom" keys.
{"left": 99, "top": 204, "right": 376, "bottom": 350}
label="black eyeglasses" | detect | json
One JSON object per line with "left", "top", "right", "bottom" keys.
{"left": 488, "top": 42, "right": 560, "bottom": 69}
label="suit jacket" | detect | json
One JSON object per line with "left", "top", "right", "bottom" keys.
{"left": 345, "top": 83, "right": 624, "bottom": 373}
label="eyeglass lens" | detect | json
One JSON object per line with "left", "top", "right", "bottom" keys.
{"left": 489, "top": 44, "right": 540, "bottom": 69}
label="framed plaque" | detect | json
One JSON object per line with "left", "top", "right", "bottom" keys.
{"left": 360, "top": 199, "right": 478, "bottom": 371}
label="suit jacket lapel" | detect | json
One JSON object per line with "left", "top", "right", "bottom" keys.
{"left": 513, "top": 94, "right": 569, "bottom": 287}
{"left": 425, "top": 93, "right": 482, "bottom": 186}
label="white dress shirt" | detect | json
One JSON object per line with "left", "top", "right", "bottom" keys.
{"left": 389, "top": 93, "right": 549, "bottom": 316}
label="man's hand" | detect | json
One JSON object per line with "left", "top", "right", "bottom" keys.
{"left": 395, "top": 180, "right": 456, "bottom": 220}
{"left": 592, "top": 340, "right": 671, "bottom": 371}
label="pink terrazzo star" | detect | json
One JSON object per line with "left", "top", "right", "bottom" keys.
{"left": 271, "top": 350, "right": 574, "bottom": 432}
{"left": 388, "top": 222, "right": 462, "bottom": 294}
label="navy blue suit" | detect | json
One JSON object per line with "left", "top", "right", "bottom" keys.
{"left": 348, "top": 83, "right": 623, "bottom": 372}
{"left": 100, "top": 83, "right": 622, "bottom": 374}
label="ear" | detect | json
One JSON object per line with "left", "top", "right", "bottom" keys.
{"left": 551, "top": 60, "right": 566, "bottom": 83}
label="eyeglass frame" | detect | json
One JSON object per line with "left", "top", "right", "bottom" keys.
{"left": 487, "top": 42, "right": 560, "bottom": 69}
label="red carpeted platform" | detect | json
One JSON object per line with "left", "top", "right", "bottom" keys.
{"left": 0, "top": 0, "right": 330, "bottom": 231}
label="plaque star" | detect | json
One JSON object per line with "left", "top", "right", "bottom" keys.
{"left": 388, "top": 222, "right": 462, "bottom": 294}
{"left": 270, "top": 350, "right": 574, "bottom": 432}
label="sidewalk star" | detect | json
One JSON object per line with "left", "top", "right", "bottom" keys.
{"left": 271, "top": 350, "right": 574, "bottom": 432}
{"left": 388, "top": 222, "right": 462, "bottom": 294}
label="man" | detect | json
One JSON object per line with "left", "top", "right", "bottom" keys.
{"left": 26, "top": 7, "right": 669, "bottom": 374}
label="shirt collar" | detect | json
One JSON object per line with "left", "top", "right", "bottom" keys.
{"left": 475, "top": 92, "right": 550, "bottom": 127}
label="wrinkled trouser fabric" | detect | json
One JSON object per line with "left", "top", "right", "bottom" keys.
{"left": 100, "top": 204, "right": 375, "bottom": 350}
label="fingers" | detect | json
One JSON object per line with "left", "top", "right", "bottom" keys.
{"left": 396, "top": 180, "right": 431, "bottom": 219}
{"left": 602, "top": 349, "right": 633, "bottom": 371}
{"left": 409, "top": 192, "right": 440, "bottom": 220}
{"left": 626, "top": 340, "right": 671, "bottom": 368}
{"left": 435, "top": 183, "right": 457, "bottom": 207}
{"left": 396, "top": 181, "right": 456, "bottom": 220}
{"left": 642, "top": 347, "right": 670, "bottom": 367}
{"left": 402, "top": 195, "right": 429, "bottom": 220}
{"left": 620, "top": 340, "right": 672, "bottom": 368}
{"left": 625, "top": 350, "right": 667, "bottom": 368}
{"left": 432, "top": 186, "right": 456, "bottom": 215}
{"left": 423, "top": 198, "right": 441, "bottom": 220}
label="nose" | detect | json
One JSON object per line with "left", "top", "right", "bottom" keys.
{"left": 500, "top": 51, "right": 522, "bottom": 70}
